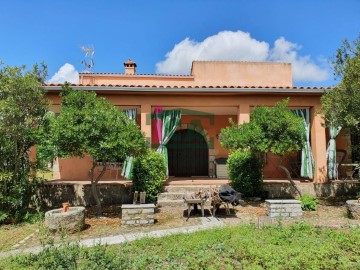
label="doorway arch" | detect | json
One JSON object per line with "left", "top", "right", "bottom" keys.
{"left": 167, "top": 129, "right": 209, "bottom": 177}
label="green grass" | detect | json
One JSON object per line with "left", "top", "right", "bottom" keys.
{"left": 0, "top": 223, "right": 38, "bottom": 252}
{"left": 1, "top": 223, "right": 360, "bottom": 269}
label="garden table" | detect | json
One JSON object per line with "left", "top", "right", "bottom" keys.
{"left": 184, "top": 198, "right": 207, "bottom": 221}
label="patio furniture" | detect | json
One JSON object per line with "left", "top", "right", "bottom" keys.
{"left": 340, "top": 163, "right": 359, "bottom": 180}
{"left": 210, "top": 185, "right": 242, "bottom": 217}
{"left": 183, "top": 191, "right": 209, "bottom": 221}
{"left": 336, "top": 149, "right": 346, "bottom": 179}
{"left": 215, "top": 158, "right": 228, "bottom": 178}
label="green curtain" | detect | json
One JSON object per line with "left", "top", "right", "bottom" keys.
{"left": 157, "top": 110, "right": 181, "bottom": 175}
{"left": 121, "top": 109, "right": 137, "bottom": 179}
{"left": 292, "top": 109, "right": 315, "bottom": 179}
{"left": 326, "top": 126, "right": 342, "bottom": 180}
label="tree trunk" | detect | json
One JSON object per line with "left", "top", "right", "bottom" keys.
{"left": 278, "top": 158, "right": 302, "bottom": 197}
{"left": 89, "top": 161, "right": 107, "bottom": 217}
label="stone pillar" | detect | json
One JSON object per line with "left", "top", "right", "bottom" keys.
{"left": 121, "top": 204, "right": 155, "bottom": 226}
{"left": 238, "top": 104, "right": 250, "bottom": 125}
{"left": 310, "top": 106, "right": 327, "bottom": 183}
{"left": 141, "top": 104, "right": 152, "bottom": 145}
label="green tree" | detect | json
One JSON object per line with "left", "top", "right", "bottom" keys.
{"left": 48, "top": 85, "right": 147, "bottom": 216}
{"left": 321, "top": 34, "right": 360, "bottom": 163}
{"left": 221, "top": 99, "right": 305, "bottom": 195}
{"left": 321, "top": 34, "right": 360, "bottom": 128}
{"left": 0, "top": 62, "right": 49, "bottom": 223}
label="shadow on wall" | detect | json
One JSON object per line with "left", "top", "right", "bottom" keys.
{"left": 263, "top": 182, "right": 360, "bottom": 199}
{"left": 37, "top": 183, "right": 133, "bottom": 209}
{"left": 318, "top": 166, "right": 327, "bottom": 183}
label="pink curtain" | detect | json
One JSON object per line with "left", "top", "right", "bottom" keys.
{"left": 152, "top": 106, "right": 163, "bottom": 146}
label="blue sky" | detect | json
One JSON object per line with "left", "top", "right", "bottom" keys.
{"left": 0, "top": 0, "right": 359, "bottom": 86}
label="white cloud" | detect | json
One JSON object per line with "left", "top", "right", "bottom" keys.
{"left": 156, "top": 31, "right": 329, "bottom": 83}
{"left": 48, "top": 63, "right": 79, "bottom": 84}
{"left": 156, "top": 31, "right": 269, "bottom": 75}
{"left": 269, "top": 37, "right": 329, "bottom": 82}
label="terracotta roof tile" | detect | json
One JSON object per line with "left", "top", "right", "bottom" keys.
{"left": 42, "top": 83, "right": 333, "bottom": 90}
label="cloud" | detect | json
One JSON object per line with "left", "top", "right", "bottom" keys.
{"left": 156, "top": 31, "right": 329, "bottom": 83}
{"left": 48, "top": 63, "right": 79, "bottom": 84}
{"left": 269, "top": 37, "right": 329, "bottom": 82}
{"left": 156, "top": 31, "right": 269, "bottom": 75}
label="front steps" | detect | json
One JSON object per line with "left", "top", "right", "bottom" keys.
{"left": 157, "top": 185, "right": 214, "bottom": 207}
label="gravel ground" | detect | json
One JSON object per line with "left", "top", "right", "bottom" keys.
{"left": 8, "top": 197, "right": 360, "bottom": 251}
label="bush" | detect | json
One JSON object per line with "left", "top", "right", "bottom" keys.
{"left": 0, "top": 173, "right": 43, "bottom": 224}
{"left": 299, "top": 194, "right": 318, "bottom": 211}
{"left": 227, "top": 150, "right": 263, "bottom": 197}
{"left": 132, "top": 150, "right": 167, "bottom": 202}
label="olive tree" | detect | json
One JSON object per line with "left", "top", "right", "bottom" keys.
{"left": 221, "top": 99, "right": 305, "bottom": 196}
{"left": 49, "top": 85, "right": 147, "bottom": 216}
{"left": 321, "top": 34, "right": 360, "bottom": 163}
{"left": 0, "top": 62, "right": 49, "bottom": 223}
{"left": 321, "top": 34, "right": 360, "bottom": 128}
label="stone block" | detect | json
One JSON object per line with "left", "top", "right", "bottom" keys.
{"left": 142, "top": 208, "right": 154, "bottom": 214}
{"left": 270, "top": 212, "right": 290, "bottom": 218}
{"left": 128, "top": 209, "right": 141, "bottom": 214}
{"left": 140, "top": 220, "right": 149, "bottom": 224}
{"left": 146, "top": 215, "right": 154, "bottom": 219}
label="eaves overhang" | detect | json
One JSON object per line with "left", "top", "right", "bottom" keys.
{"left": 44, "top": 85, "right": 330, "bottom": 94}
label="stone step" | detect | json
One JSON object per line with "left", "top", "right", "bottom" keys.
{"left": 157, "top": 199, "right": 212, "bottom": 207}
{"left": 157, "top": 199, "right": 186, "bottom": 207}
{"left": 158, "top": 192, "right": 185, "bottom": 200}
{"left": 163, "top": 185, "right": 213, "bottom": 193}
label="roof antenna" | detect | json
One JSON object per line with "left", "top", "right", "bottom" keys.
{"left": 81, "top": 45, "right": 95, "bottom": 72}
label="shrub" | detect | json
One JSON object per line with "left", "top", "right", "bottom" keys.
{"left": 299, "top": 194, "right": 318, "bottom": 211}
{"left": 227, "top": 150, "right": 263, "bottom": 197}
{"left": 0, "top": 173, "right": 43, "bottom": 224}
{"left": 132, "top": 150, "right": 166, "bottom": 202}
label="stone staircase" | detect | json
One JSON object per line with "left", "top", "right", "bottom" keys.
{"left": 157, "top": 185, "right": 213, "bottom": 207}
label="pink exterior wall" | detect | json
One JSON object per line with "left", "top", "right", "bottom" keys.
{"left": 191, "top": 61, "right": 292, "bottom": 87}
{"left": 48, "top": 92, "right": 332, "bottom": 182}
{"left": 46, "top": 61, "right": 340, "bottom": 183}
{"left": 80, "top": 61, "right": 292, "bottom": 87}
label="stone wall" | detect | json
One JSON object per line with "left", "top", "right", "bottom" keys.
{"left": 121, "top": 204, "right": 155, "bottom": 226}
{"left": 38, "top": 182, "right": 132, "bottom": 208}
{"left": 263, "top": 182, "right": 360, "bottom": 198}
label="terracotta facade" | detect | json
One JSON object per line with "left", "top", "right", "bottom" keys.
{"left": 45, "top": 60, "right": 347, "bottom": 183}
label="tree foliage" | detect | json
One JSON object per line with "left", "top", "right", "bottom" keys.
{"left": 0, "top": 63, "right": 49, "bottom": 223}
{"left": 321, "top": 34, "right": 360, "bottom": 128}
{"left": 220, "top": 99, "right": 305, "bottom": 195}
{"left": 221, "top": 99, "right": 305, "bottom": 156}
{"left": 47, "top": 85, "right": 147, "bottom": 215}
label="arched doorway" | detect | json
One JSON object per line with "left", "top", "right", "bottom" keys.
{"left": 167, "top": 129, "right": 208, "bottom": 177}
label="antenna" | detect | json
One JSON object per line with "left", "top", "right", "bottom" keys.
{"left": 81, "top": 45, "right": 95, "bottom": 72}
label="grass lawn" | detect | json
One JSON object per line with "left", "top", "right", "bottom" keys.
{"left": 0, "top": 223, "right": 38, "bottom": 252}
{"left": 1, "top": 223, "right": 359, "bottom": 270}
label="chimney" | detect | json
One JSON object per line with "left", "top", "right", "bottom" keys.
{"left": 124, "top": 59, "right": 137, "bottom": 75}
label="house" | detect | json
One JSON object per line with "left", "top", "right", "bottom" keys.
{"left": 44, "top": 60, "right": 351, "bottom": 183}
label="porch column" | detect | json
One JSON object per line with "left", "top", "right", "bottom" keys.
{"left": 310, "top": 106, "right": 328, "bottom": 183}
{"left": 141, "top": 104, "right": 152, "bottom": 145}
{"left": 238, "top": 103, "right": 250, "bottom": 124}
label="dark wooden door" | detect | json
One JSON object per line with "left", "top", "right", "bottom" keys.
{"left": 168, "top": 129, "right": 208, "bottom": 177}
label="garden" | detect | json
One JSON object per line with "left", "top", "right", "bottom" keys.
{"left": 0, "top": 35, "right": 359, "bottom": 269}
{"left": 0, "top": 221, "right": 359, "bottom": 269}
